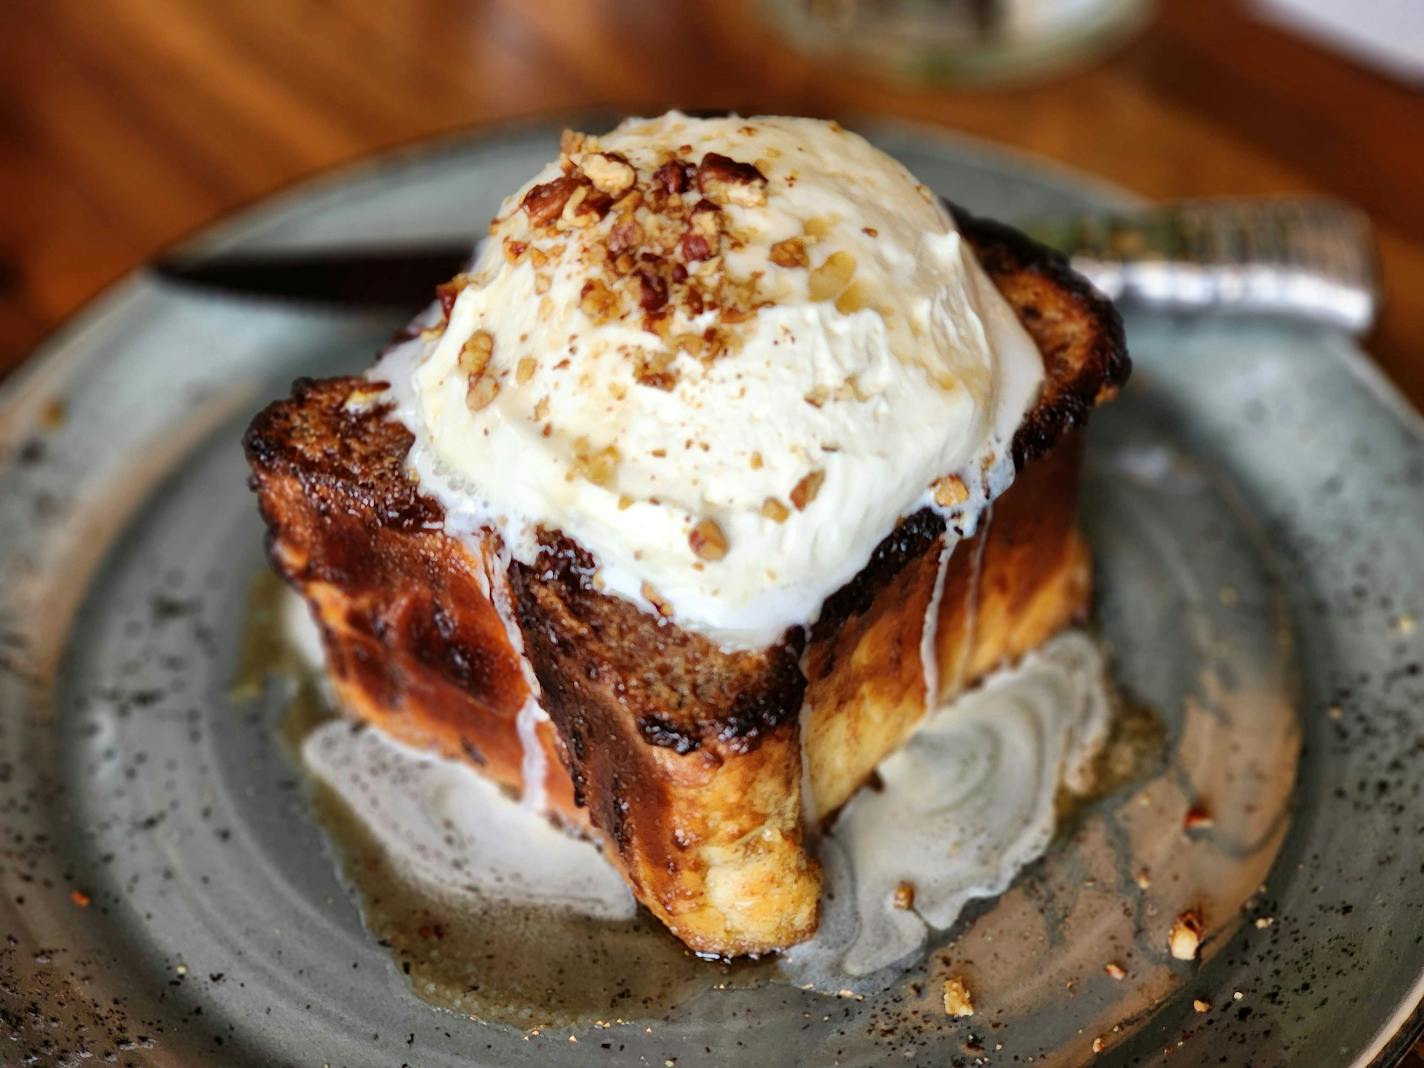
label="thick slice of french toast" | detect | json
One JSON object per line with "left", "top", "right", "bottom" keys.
{"left": 245, "top": 209, "right": 1128, "bottom": 956}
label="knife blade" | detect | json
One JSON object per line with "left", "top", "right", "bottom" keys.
{"left": 151, "top": 196, "right": 1378, "bottom": 334}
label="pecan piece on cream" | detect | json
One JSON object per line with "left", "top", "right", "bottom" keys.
{"left": 581, "top": 151, "right": 636, "bottom": 196}
{"left": 1169, "top": 909, "right": 1204, "bottom": 961}
{"left": 580, "top": 278, "right": 621, "bottom": 323}
{"left": 636, "top": 265, "right": 669, "bottom": 311}
{"left": 697, "top": 153, "right": 767, "bottom": 206}
{"left": 522, "top": 175, "right": 583, "bottom": 228}
{"left": 769, "top": 236, "right": 809, "bottom": 268}
{"left": 689, "top": 518, "right": 729, "bottom": 561}
{"left": 608, "top": 215, "right": 644, "bottom": 256}
{"left": 653, "top": 159, "right": 694, "bottom": 194}
{"left": 790, "top": 469, "right": 826, "bottom": 510}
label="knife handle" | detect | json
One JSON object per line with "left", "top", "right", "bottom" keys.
{"left": 1037, "top": 197, "right": 1379, "bottom": 334}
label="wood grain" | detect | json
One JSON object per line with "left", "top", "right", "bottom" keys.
{"left": 0, "top": 0, "right": 1420, "bottom": 1059}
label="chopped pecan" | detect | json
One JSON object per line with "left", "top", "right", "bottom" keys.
{"left": 633, "top": 349, "right": 678, "bottom": 390}
{"left": 458, "top": 330, "right": 494, "bottom": 377}
{"left": 522, "top": 175, "right": 582, "bottom": 228}
{"left": 1169, "top": 909, "right": 1204, "bottom": 961}
{"left": 698, "top": 153, "right": 767, "bottom": 206}
{"left": 770, "top": 236, "right": 809, "bottom": 268}
{"left": 465, "top": 375, "right": 499, "bottom": 411}
{"left": 608, "top": 215, "right": 644, "bottom": 256}
{"left": 581, "top": 151, "right": 636, "bottom": 195}
{"left": 560, "top": 128, "right": 589, "bottom": 156}
{"left": 790, "top": 469, "right": 826, "bottom": 510}
{"left": 760, "top": 497, "right": 790, "bottom": 523}
{"left": 680, "top": 232, "right": 715, "bottom": 262}
{"left": 689, "top": 518, "right": 729, "bottom": 561}
{"left": 436, "top": 273, "right": 470, "bottom": 319}
{"left": 636, "top": 266, "right": 668, "bottom": 311}
{"left": 580, "top": 278, "right": 621, "bottom": 323}
{"left": 653, "top": 159, "right": 695, "bottom": 194}
{"left": 571, "top": 436, "right": 621, "bottom": 488}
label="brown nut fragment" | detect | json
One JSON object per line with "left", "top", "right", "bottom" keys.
{"left": 522, "top": 175, "right": 582, "bottom": 228}
{"left": 697, "top": 153, "right": 767, "bottom": 206}
{"left": 559, "top": 128, "right": 589, "bottom": 156}
{"left": 1092, "top": 1037, "right": 1106, "bottom": 1054}
{"left": 689, "top": 518, "right": 729, "bottom": 561}
{"left": 641, "top": 582, "right": 673, "bottom": 617}
{"left": 503, "top": 238, "right": 528, "bottom": 263}
{"left": 790, "top": 469, "right": 826, "bottom": 511}
{"left": 636, "top": 266, "right": 669, "bottom": 311}
{"left": 571, "top": 436, "right": 621, "bottom": 488}
{"left": 562, "top": 184, "right": 612, "bottom": 228}
{"left": 465, "top": 375, "right": 499, "bottom": 412}
{"left": 608, "top": 215, "right": 644, "bottom": 256}
{"left": 515, "top": 356, "right": 536, "bottom": 384}
{"left": 653, "top": 159, "right": 694, "bottom": 194}
{"left": 941, "top": 976, "right": 974, "bottom": 1017}
{"left": 892, "top": 882, "right": 915, "bottom": 910}
{"left": 458, "top": 330, "right": 494, "bottom": 377}
{"left": 1104, "top": 962, "right": 1126, "bottom": 981}
{"left": 581, "top": 151, "right": 635, "bottom": 195}
{"left": 580, "top": 278, "right": 621, "bottom": 323}
{"left": 932, "top": 474, "right": 969, "bottom": 508}
{"left": 808, "top": 251, "right": 857, "bottom": 302}
{"left": 1169, "top": 909, "right": 1204, "bottom": 961}
{"left": 680, "top": 232, "right": 716, "bottom": 262}
{"left": 760, "top": 497, "right": 790, "bottom": 523}
{"left": 770, "top": 236, "right": 809, "bottom": 268}
{"left": 633, "top": 349, "right": 678, "bottom": 390}
{"left": 1193, "top": 998, "right": 1212, "bottom": 1013}
{"left": 436, "top": 272, "right": 471, "bottom": 319}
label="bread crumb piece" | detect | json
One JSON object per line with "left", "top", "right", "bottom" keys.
{"left": 1104, "top": 961, "right": 1125, "bottom": 980}
{"left": 1193, "top": 998, "right": 1211, "bottom": 1013}
{"left": 1169, "top": 909, "right": 1204, "bottom": 960}
{"left": 942, "top": 976, "right": 974, "bottom": 1017}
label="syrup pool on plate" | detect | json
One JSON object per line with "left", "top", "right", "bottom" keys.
{"left": 238, "top": 574, "right": 1156, "bottom": 1029}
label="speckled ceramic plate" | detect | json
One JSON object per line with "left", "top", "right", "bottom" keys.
{"left": 1, "top": 119, "right": 1421, "bottom": 1068}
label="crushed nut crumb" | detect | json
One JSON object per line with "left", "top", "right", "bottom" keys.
{"left": 1193, "top": 998, "right": 1211, "bottom": 1013}
{"left": 790, "top": 469, "right": 826, "bottom": 510}
{"left": 516, "top": 356, "right": 536, "bottom": 384}
{"left": 581, "top": 151, "right": 636, "bottom": 195}
{"left": 933, "top": 474, "right": 969, "bottom": 508}
{"left": 697, "top": 152, "right": 767, "bottom": 206}
{"left": 689, "top": 518, "right": 729, "bottom": 561}
{"left": 761, "top": 497, "right": 790, "bottom": 523}
{"left": 892, "top": 882, "right": 915, "bottom": 910}
{"left": 770, "top": 236, "right": 809, "bottom": 268}
{"left": 1104, "top": 962, "right": 1126, "bottom": 980}
{"left": 942, "top": 976, "right": 974, "bottom": 1017}
{"left": 1169, "top": 909, "right": 1204, "bottom": 960}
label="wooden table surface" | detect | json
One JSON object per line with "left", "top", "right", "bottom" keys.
{"left": 1, "top": 0, "right": 1420, "bottom": 1060}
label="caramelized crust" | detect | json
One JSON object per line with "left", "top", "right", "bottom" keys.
{"left": 244, "top": 209, "right": 1128, "bottom": 955}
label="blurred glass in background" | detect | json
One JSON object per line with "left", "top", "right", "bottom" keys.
{"left": 762, "top": 0, "right": 1157, "bottom": 85}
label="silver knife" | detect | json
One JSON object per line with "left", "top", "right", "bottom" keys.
{"left": 152, "top": 196, "right": 1378, "bottom": 334}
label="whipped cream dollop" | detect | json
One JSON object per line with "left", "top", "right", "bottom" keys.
{"left": 373, "top": 112, "right": 1043, "bottom": 649}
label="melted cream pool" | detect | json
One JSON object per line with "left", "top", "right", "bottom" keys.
{"left": 263, "top": 582, "right": 1142, "bottom": 1025}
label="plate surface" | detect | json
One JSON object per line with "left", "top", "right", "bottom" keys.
{"left": 1, "top": 120, "right": 1421, "bottom": 1068}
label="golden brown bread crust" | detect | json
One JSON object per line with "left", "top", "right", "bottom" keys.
{"left": 244, "top": 209, "right": 1128, "bottom": 955}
